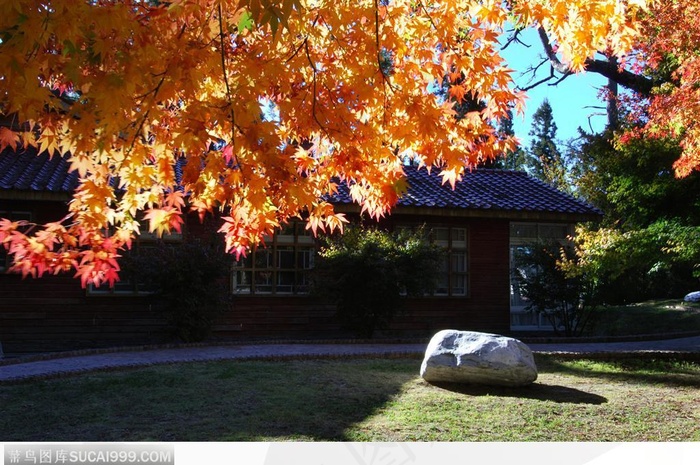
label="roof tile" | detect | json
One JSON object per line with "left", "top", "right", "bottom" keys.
{"left": 0, "top": 147, "right": 80, "bottom": 193}
{"left": 330, "top": 165, "right": 602, "bottom": 216}
{"left": 0, "top": 147, "right": 601, "bottom": 217}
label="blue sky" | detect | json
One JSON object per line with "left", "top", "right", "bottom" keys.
{"left": 499, "top": 28, "right": 609, "bottom": 149}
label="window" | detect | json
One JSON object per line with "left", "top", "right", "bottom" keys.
{"left": 433, "top": 226, "right": 468, "bottom": 297}
{"left": 0, "top": 211, "right": 32, "bottom": 273}
{"left": 232, "top": 222, "right": 315, "bottom": 295}
{"left": 510, "top": 222, "right": 572, "bottom": 329}
{"left": 395, "top": 224, "right": 469, "bottom": 297}
{"left": 87, "top": 223, "right": 183, "bottom": 296}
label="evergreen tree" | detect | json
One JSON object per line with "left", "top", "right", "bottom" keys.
{"left": 494, "top": 108, "right": 527, "bottom": 170}
{"left": 527, "top": 99, "right": 569, "bottom": 191}
{"left": 566, "top": 129, "right": 700, "bottom": 304}
{"left": 570, "top": 130, "right": 700, "bottom": 229}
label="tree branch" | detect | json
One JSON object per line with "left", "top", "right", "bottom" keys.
{"left": 583, "top": 57, "right": 655, "bottom": 97}
{"left": 535, "top": 26, "right": 657, "bottom": 97}
{"left": 305, "top": 40, "right": 331, "bottom": 138}
{"left": 217, "top": 3, "right": 245, "bottom": 161}
{"left": 501, "top": 27, "right": 529, "bottom": 51}
{"left": 536, "top": 27, "right": 570, "bottom": 74}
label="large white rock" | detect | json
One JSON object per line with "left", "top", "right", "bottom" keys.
{"left": 420, "top": 330, "right": 538, "bottom": 387}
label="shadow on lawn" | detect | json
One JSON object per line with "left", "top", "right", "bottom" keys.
{"left": 0, "top": 359, "right": 418, "bottom": 442}
{"left": 428, "top": 381, "right": 608, "bottom": 405}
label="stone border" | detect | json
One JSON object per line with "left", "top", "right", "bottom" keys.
{"left": 519, "top": 330, "right": 700, "bottom": 344}
{"left": 535, "top": 350, "right": 700, "bottom": 362}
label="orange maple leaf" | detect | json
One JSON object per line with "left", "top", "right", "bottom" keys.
{"left": 0, "top": 127, "right": 20, "bottom": 152}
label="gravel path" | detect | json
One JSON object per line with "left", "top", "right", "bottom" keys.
{"left": 1, "top": 336, "right": 700, "bottom": 383}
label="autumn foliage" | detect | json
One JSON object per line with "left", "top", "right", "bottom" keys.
{"left": 0, "top": 0, "right": 647, "bottom": 286}
{"left": 635, "top": 1, "right": 700, "bottom": 177}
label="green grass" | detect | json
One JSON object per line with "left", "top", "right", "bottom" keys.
{"left": 585, "top": 299, "right": 700, "bottom": 337}
{"left": 1, "top": 356, "right": 699, "bottom": 441}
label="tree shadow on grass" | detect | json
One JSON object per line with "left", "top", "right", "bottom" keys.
{"left": 0, "top": 358, "right": 420, "bottom": 442}
{"left": 427, "top": 381, "right": 608, "bottom": 405}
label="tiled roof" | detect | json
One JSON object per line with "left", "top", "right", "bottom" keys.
{"left": 0, "top": 147, "right": 79, "bottom": 193}
{"left": 331, "top": 165, "right": 602, "bottom": 217}
{"left": 0, "top": 147, "right": 601, "bottom": 217}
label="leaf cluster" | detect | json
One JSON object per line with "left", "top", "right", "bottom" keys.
{"left": 513, "top": 240, "right": 597, "bottom": 336}
{"left": 565, "top": 221, "right": 700, "bottom": 305}
{"left": 121, "top": 237, "right": 233, "bottom": 342}
{"left": 0, "top": 0, "right": 649, "bottom": 286}
{"left": 312, "top": 225, "right": 443, "bottom": 338}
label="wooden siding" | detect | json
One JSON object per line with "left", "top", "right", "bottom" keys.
{"left": 0, "top": 274, "right": 168, "bottom": 354}
{"left": 0, "top": 201, "right": 513, "bottom": 354}
{"left": 384, "top": 218, "right": 511, "bottom": 336}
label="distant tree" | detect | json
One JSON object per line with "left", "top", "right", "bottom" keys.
{"left": 527, "top": 100, "right": 570, "bottom": 192}
{"left": 494, "top": 108, "right": 528, "bottom": 171}
{"left": 570, "top": 130, "right": 700, "bottom": 229}
{"left": 564, "top": 222, "right": 700, "bottom": 305}
{"left": 565, "top": 126, "right": 700, "bottom": 304}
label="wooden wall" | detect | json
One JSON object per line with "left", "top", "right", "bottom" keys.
{"left": 0, "top": 200, "right": 512, "bottom": 354}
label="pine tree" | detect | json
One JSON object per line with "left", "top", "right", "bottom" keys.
{"left": 494, "top": 109, "right": 527, "bottom": 170}
{"left": 527, "top": 99, "right": 569, "bottom": 191}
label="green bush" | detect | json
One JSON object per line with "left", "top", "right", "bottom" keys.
{"left": 312, "top": 225, "right": 443, "bottom": 338}
{"left": 122, "top": 239, "right": 232, "bottom": 342}
{"left": 514, "top": 240, "right": 598, "bottom": 336}
{"left": 569, "top": 221, "right": 700, "bottom": 304}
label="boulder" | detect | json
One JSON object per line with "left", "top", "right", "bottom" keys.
{"left": 420, "top": 330, "right": 537, "bottom": 387}
{"left": 684, "top": 291, "right": 700, "bottom": 303}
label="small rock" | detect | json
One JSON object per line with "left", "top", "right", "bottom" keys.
{"left": 684, "top": 291, "right": 700, "bottom": 303}
{"left": 420, "top": 329, "right": 537, "bottom": 387}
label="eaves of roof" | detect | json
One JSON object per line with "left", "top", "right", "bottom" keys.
{"left": 0, "top": 148, "right": 78, "bottom": 201}
{"left": 330, "top": 165, "right": 602, "bottom": 222}
{"left": 0, "top": 147, "right": 602, "bottom": 222}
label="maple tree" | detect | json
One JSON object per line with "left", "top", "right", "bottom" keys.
{"left": 530, "top": 0, "right": 700, "bottom": 177}
{"left": 0, "top": 0, "right": 647, "bottom": 287}
{"left": 635, "top": 0, "right": 700, "bottom": 177}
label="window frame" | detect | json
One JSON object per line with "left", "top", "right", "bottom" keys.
{"left": 396, "top": 224, "right": 469, "bottom": 298}
{"left": 231, "top": 222, "right": 316, "bottom": 296}
{"left": 86, "top": 223, "right": 184, "bottom": 297}
{"left": 431, "top": 225, "right": 469, "bottom": 297}
{"left": 509, "top": 222, "right": 574, "bottom": 329}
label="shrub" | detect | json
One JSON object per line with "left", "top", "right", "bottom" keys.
{"left": 122, "top": 239, "right": 232, "bottom": 342}
{"left": 568, "top": 221, "right": 700, "bottom": 304}
{"left": 312, "top": 225, "right": 443, "bottom": 338}
{"left": 513, "top": 240, "right": 598, "bottom": 336}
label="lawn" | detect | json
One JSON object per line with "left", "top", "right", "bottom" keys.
{"left": 1, "top": 355, "right": 699, "bottom": 441}
{"left": 585, "top": 299, "right": 700, "bottom": 337}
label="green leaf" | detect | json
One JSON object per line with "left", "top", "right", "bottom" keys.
{"left": 236, "top": 11, "right": 254, "bottom": 33}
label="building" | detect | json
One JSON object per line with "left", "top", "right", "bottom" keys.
{"left": 0, "top": 147, "right": 601, "bottom": 354}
